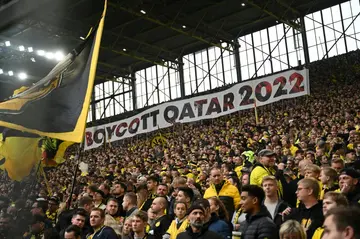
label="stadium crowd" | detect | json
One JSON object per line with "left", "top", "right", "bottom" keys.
{"left": 0, "top": 50, "right": 360, "bottom": 239}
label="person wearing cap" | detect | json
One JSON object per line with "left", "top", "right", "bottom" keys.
{"left": 94, "top": 190, "right": 106, "bottom": 210}
{"left": 176, "top": 205, "right": 222, "bottom": 239}
{"left": 203, "top": 167, "right": 240, "bottom": 218}
{"left": 339, "top": 168, "right": 360, "bottom": 206}
{"left": 250, "top": 149, "right": 283, "bottom": 198}
{"left": 46, "top": 196, "right": 60, "bottom": 226}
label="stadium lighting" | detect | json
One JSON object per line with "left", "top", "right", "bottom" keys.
{"left": 19, "top": 45, "right": 25, "bottom": 51}
{"left": 8, "top": 71, "right": 13, "bottom": 76}
{"left": 182, "top": 25, "right": 186, "bottom": 29}
{"left": 140, "top": 9, "right": 146, "bottom": 14}
{"left": 80, "top": 36, "right": 85, "bottom": 40}
{"left": 46, "top": 52, "right": 54, "bottom": 60}
{"left": 5, "top": 41, "right": 10, "bottom": 47}
{"left": 31, "top": 57, "right": 36, "bottom": 62}
{"left": 18, "top": 72, "right": 27, "bottom": 80}
{"left": 241, "top": 3, "right": 245, "bottom": 6}
{"left": 55, "top": 51, "right": 65, "bottom": 61}
{"left": 28, "top": 47, "right": 33, "bottom": 52}
{"left": 37, "top": 50, "right": 45, "bottom": 56}
{"left": 123, "top": 48, "right": 127, "bottom": 51}
{"left": 0, "top": 69, "right": 3, "bottom": 74}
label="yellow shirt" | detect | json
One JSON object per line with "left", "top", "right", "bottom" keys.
{"left": 312, "top": 227, "right": 324, "bottom": 239}
{"left": 166, "top": 218, "right": 189, "bottom": 239}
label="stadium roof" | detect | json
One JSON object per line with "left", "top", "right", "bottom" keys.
{"left": 0, "top": 0, "right": 347, "bottom": 92}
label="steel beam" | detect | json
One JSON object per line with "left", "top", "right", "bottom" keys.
{"left": 131, "top": 72, "right": 137, "bottom": 110}
{"left": 300, "top": 17, "right": 310, "bottom": 65}
{"left": 244, "top": 0, "right": 301, "bottom": 31}
{"left": 233, "top": 40, "right": 242, "bottom": 82}
{"left": 178, "top": 56, "right": 185, "bottom": 98}
{"left": 109, "top": 3, "right": 232, "bottom": 53}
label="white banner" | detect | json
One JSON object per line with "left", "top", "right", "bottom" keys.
{"left": 85, "top": 69, "right": 309, "bottom": 150}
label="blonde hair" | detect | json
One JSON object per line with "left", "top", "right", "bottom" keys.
{"left": 279, "top": 220, "right": 307, "bottom": 239}
{"left": 304, "top": 164, "right": 321, "bottom": 175}
{"left": 298, "top": 178, "right": 320, "bottom": 198}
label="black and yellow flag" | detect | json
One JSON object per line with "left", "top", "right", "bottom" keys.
{"left": 0, "top": 129, "right": 42, "bottom": 181}
{"left": 0, "top": 1, "right": 107, "bottom": 143}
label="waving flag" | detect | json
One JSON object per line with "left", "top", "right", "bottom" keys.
{"left": 0, "top": 0, "right": 107, "bottom": 143}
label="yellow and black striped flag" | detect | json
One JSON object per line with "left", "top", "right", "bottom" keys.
{"left": 0, "top": 0, "right": 107, "bottom": 143}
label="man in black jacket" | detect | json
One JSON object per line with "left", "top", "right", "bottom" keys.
{"left": 339, "top": 168, "right": 360, "bottom": 206}
{"left": 176, "top": 205, "right": 222, "bottom": 239}
{"left": 240, "top": 185, "right": 278, "bottom": 239}
{"left": 285, "top": 178, "right": 324, "bottom": 239}
{"left": 87, "top": 208, "right": 118, "bottom": 239}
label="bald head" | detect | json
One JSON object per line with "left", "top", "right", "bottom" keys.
{"left": 151, "top": 197, "right": 168, "bottom": 215}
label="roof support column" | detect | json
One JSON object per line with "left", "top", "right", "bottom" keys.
{"left": 178, "top": 57, "right": 186, "bottom": 98}
{"left": 131, "top": 72, "right": 137, "bottom": 110}
{"left": 233, "top": 40, "right": 242, "bottom": 82}
{"left": 91, "top": 89, "right": 96, "bottom": 122}
{"left": 300, "top": 17, "right": 310, "bottom": 66}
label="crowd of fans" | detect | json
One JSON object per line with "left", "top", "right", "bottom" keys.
{"left": 0, "top": 50, "right": 360, "bottom": 239}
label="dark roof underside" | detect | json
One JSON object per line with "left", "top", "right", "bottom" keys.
{"left": 0, "top": 0, "right": 347, "bottom": 96}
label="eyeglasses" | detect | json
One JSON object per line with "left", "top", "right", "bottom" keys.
{"left": 296, "top": 187, "right": 308, "bottom": 191}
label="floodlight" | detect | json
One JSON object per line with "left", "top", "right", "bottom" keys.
{"left": 18, "top": 72, "right": 27, "bottom": 80}
{"left": 28, "top": 47, "right": 33, "bottom": 52}
{"left": 0, "top": 69, "right": 3, "bottom": 74}
{"left": 5, "top": 41, "right": 10, "bottom": 47}
{"left": 31, "top": 57, "right": 36, "bottom": 62}
{"left": 55, "top": 51, "right": 65, "bottom": 61}
{"left": 19, "top": 45, "right": 25, "bottom": 51}
{"left": 182, "top": 25, "right": 186, "bottom": 29}
{"left": 80, "top": 36, "right": 85, "bottom": 40}
{"left": 241, "top": 3, "right": 245, "bottom": 6}
{"left": 37, "top": 50, "right": 45, "bottom": 56}
{"left": 140, "top": 9, "right": 146, "bottom": 14}
{"left": 46, "top": 52, "right": 54, "bottom": 60}
{"left": 8, "top": 71, "right": 13, "bottom": 76}
{"left": 123, "top": 48, "right": 127, "bottom": 51}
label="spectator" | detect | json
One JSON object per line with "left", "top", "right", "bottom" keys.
{"left": 149, "top": 197, "right": 172, "bottom": 238}
{"left": 104, "top": 198, "right": 121, "bottom": 236}
{"left": 99, "top": 184, "right": 111, "bottom": 202}
{"left": 262, "top": 176, "right": 289, "bottom": 227}
{"left": 64, "top": 225, "right": 82, "bottom": 239}
{"left": 176, "top": 187, "right": 194, "bottom": 209}
{"left": 176, "top": 205, "right": 222, "bottom": 239}
{"left": 111, "top": 182, "right": 127, "bottom": 217}
{"left": 279, "top": 220, "right": 306, "bottom": 239}
{"left": 240, "top": 185, "right": 277, "bottom": 239}
{"left": 312, "top": 191, "right": 348, "bottom": 239}
{"left": 140, "top": 175, "right": 159, "bottom": 211}
{"left": 285, "top": 178, "right": 323, "bottom": 238}
{"left": 132, "top": 211, "right": 155, "bottom": 239}
{"left": 339, "top": 168, "right": 360, "bottom": 206}
{"left": 122, "top": 192, "right": 138, "bottom": 218}
{"left": 250, "top": 149, "right": 283, "bottom": 198}
{"left": 121, "top": 217, "right": 133, "bottom": 239}
{"left": 60, "top": 210, "right": 88, "bottom": 239}
{"left": 207, "top": 197, "right": 232, "bottom": 239}
{"left": 88, "top": 208, "right": 118, "bottom": 239}
{"left": 164, "top": 201, "right": 189, "bottom": 239}
{"left": 204, "top": 167, "right": 240, "bottom": 217}
{"left": 319, "top": 167, "right": 339, "bottom": 199}
{"left": 93, "top": 190, "right": 106, "bottom": 210}
{"left": 322, "top": 206, "right": 360, "bottom": 239}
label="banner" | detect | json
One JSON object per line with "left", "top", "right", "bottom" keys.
{"left": 85, "top": 69, "right": 309, "bottom": 150}
{"left": 0, "top": 0, "right": 107, "bottom": 143}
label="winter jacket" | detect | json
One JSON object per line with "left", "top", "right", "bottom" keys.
{"left": 176, "top": 226, "right": 223, "bottom": 239}
{"left": 250, "top": 163, "right": 283, "bottom": 198}
{"left": 86, "top": 226, "right": 119, "bottom": 239}
{"left": 203, "top": 180, "right": 240, "bottom": 217}
{"left": 285, "top": 202, "right": 324, "bottom": 239}
{"left": 344, "top": 186, "right": 360, "bottom": 206}
{"left": 241, "top": 206, "right": 278, "bottom": 239}
{"left": 208, "top": 213, "right": 232, "bottom": 239}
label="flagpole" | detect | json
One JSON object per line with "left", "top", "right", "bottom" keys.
{"left": 254, "top": 99, "right": 259, "bottom": 125}
{"left": 67, "top": 142, "right": 82, "bottom": 210}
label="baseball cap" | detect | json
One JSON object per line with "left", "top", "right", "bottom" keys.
{"left": 340, "top": 168, "right": 360, "bottom": 179}
{"left": 187, "top": 205, "right": 205, "bottom": 215}
{"left": 258, "top": 149, "right": 276, "bottom": 157}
